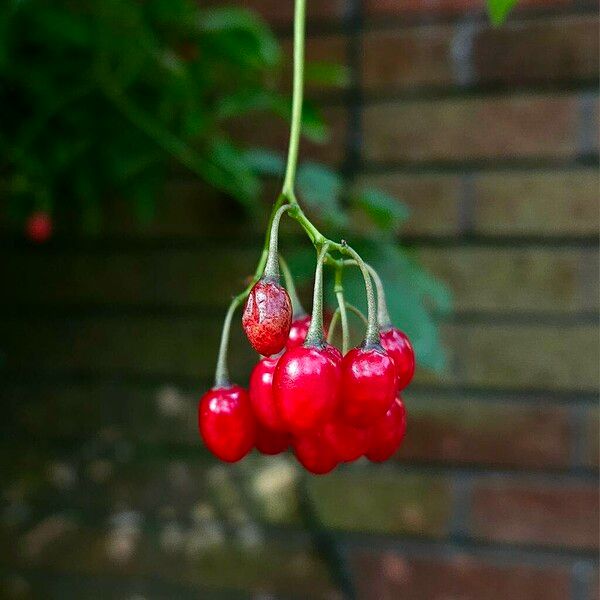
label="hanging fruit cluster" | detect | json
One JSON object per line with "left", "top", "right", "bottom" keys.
{"left": 197, "top": 0, "right": 414, "bottom": 474}
{"left": 198, "top": 205, "right": 414, "bottom": 474}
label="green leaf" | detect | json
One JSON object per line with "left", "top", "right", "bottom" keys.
{"left": 305, "top": 62, "right": 350, "bottom": 88}
{"left": 198, "top": 7, "right": 280, "bottom": 67}
{"left": 486, "top": 0, "right": 518, "bottom": 26}
{"left": 296, "top": 162, "right": 346, "bottom": 227}
{"left": 243, "top": 148, "right": 285, "bottom": 177}
{"left": 352, "top": 187, "right": 410, "bottom": 231}
{"left": 271, "top": 97, "right": 329, "bottom": 143}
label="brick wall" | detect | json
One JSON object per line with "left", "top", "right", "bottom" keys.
{"left": 1, "top": 1, "right": 598, "bottom": 599}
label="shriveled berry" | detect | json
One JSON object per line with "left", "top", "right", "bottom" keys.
{"left": 242, "top": 279, "right": 292, "bottom": 356}
{"left": 365, "top": 397, "right": 407, "bottom": 462}
{"left": 249, "top": 356, "right": 286, "bottom": 431}
{"left": 322, "top": 420, "right": 369, "bottom": 462}
{"left": 255, "top": 424, "right": 290, "bottom": 455}
{"left": 380, "top": 327, "right": 415, "bottom": 391}
{"left": 26, "top": 211, "right": 52, "bottom": 243}
{"left": 198, "top": 385, "right": 255, "bottom": 462}
{"left": 274, "top": 344, "right": 341, "bottom": 433}
{"left": 340, "top": 345, "right": 396, "bottom": 427}
{"left": 294, "top": 432, "right": 338, "bottom": 474}
{"left": 286, "top": 314, "right": 311, "bottom": 349}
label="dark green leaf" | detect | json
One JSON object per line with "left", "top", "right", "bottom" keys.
{"left": 243, "top": 148, "right": 285, "bottom": 177}
{"left": 305, "top": 62, "right": 350, "bottom": 87}
{"left": 297, "top": 162, "right": 346, "bottom": 227}
{"left": 353, "top": 187, "right": 410, "bottom": 231}
{"left": 486, "top": 0, "right": 518, "bottom": 25}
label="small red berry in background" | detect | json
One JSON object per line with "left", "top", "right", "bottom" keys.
{"left": 339, "top": 345, "right": 397, "bottom": 427}
{"left": 249, "top": 355, "right": 286, "bottom": 431}
{"left": 198, "top": 385, "right": 255, "bottom": 462}
{"left": 255, "top": 424, "right": 290, "bottom": 455}
{"left": 366, "top": 397, "right": 407, "bottom": 463}
{"left": 294, "top": 431, "right": 338, "bottom": 475}
{"left": 26, "top": 211, "right": 53, "bottom": 243}
{"left": 286, "top": 314, "right": 311, "bottom": 349}
{"left": 242, "top": 279, "right": 292, "bottom": 356}
{"left": 380, "top": 327, "right": 415, "bottom": 391}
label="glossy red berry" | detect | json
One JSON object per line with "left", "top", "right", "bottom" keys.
{"left": 294, "top": 432, "right": 338, "bottom": 474}
{"left": 242, "top": 279, "right": 292, "bottom": 356}
{"left": 380, "top": 327, "right": 415, "bottom": 391}
{"left": 198, "top": 385, "right": 255, "bottom": 462}
{"left": 366, "top": 397, "right": 407, "bottom": 462}
{"left": 274, "top": 344, "right": 341, "bottom": 433}
{"left": 322, "top": 420, "right": 369, "bottom": 462}
{"left": 249, "top": 356, "right": 286, "bottom": 431}
{"left": 340, "top": 345, "right": 396, "bottom": 427}
{"left": 286, "top": 314, "right": 311, "bottom": 349}
{"left": 26, "top": 211, "right": 52, "bottom": 243}
{"left": 255, "top": 424, "right": 290, "bottom": 455}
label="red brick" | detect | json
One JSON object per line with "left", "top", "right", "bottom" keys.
{"left": 473, "top": 169, "right": 600, "bottom": 235}
{"left": 350, "top": 550, "right": 570, "bottom": 600}
{"left": 417, "top": 247, "right": 598, "bottom": 312}
{"left": 471, "top": 480, "right": 599, "bottom": 549}
{"left": 586, "top": 408, "right": 599, "bottom": 468}
{"left": 402, "top": 395, "right": 573, "bottom": 468}
{"left": 365, "top": 0, "right": 576, "bottom": 19}
{"left": 361, "top": 25, "right": 454, "bottom": 91}
{"left": 473, "top": 15, "right": 599, "bottom": 84}
{"left": 363, "top": 94, "right": 579, "bottom": 162}
{"left": 354, "top": 173, "right": 462, "bottom": 234}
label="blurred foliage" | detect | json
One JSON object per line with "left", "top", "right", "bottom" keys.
{"left": 486, "top": 0, "right": 518, "bottom": 25}
{"left": 0, "top": 0, "right": 451, "bottom": 370}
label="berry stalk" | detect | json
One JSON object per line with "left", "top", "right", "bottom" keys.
{"left": 304, "top": 242, "right": 331, "bottom": 347}
{"left": 334, "top": 267, "right": 350, "bottom": 354}
{"left": 340, "top": 242, "right": 380, "bottom": 347}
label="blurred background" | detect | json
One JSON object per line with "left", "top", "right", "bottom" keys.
{"left": 0, "top": 0, "right": 598, "bottom": 598}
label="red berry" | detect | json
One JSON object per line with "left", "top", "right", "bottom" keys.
{"left": 365, "top": 397, "right": 407, "bottom": 462}
{"left": 198, "top": 385, "right": 255, "bottom": 462}
{"left": 242, "top": 279, "right": 292, "bottom": 356}
{"left": 380, "top": 327, "right": 415, "bottom": 391}
{"left": 249, "top": 356, "right": 286, "bottom": 431}
{"left": 322, "top": 420, "right": 369, "bottom": 462}
{"left": 286, "top": 314, "right": 311, "bottom": 349}
{"left": 294, "top": 431, "right": 338, "bottom": 474}
{"left": 255, "top": 424, "right": 290, "bottom": 455}
{"left": 340, "top": 345, "right": 396, "bottom": 427}
{"left": 26, "top": 211, "right": 53, "bottom": 243}
{"left": 273, "top": 344, "right": 341, "bottom": 433}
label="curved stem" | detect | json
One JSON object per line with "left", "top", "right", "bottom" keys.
{"left": 345, "top": 302, "right": 368, "bottom": 326}
{"left": 340, "top": 243, "right": 380, "bottom": 347}
{"left": 304, "top": 242, "right": 331, "bottom": 347}
{"left": 263, "top": 204, "right": 291, "bottom": 280}
{"left": 334, "top": 267, "right": 349, "bottom": 354}
{"left": 326, "top": 309, "right": 340, "bottom": 345}
{"left": 281, "top": 0, "right": 306, "bottom": 200}
{"left": 214, "top": 296, "right": 242, "bottom": 388}
{"left": 344, "top": 260, "right": 392, "bottom": 329}
{"left": 279, "top": 255, "right": 306, "bottom": 317}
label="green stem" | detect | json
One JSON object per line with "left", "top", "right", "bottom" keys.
{"left": 344, "top": 260, "right": 392, "bottom": 329}
{"left": 304, "top": 243, "right": 331, "bottom": 347}
{"left": 263, "top": 204, "right": 291, "bottom": 280}
{"left": 346, "top": 302, "right": 368, "bottom": 326}
{"left": 280, "top": 255, "right": 306, "bottom": 317}
{"left": 281, "top": 0, "right": 306, "bottom": 200}
{"left": 340, "top": 243, "right": 380, "bottom": 347}
{"left": 334, "top": 267, "right": 349, "bottom": 354}
{"left": 214, "top": 296, "right": 242, "bottom": 388}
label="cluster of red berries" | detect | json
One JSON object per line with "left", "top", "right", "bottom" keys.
{"left": 198, "top": 263, "right": 414, "bottom": 474}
